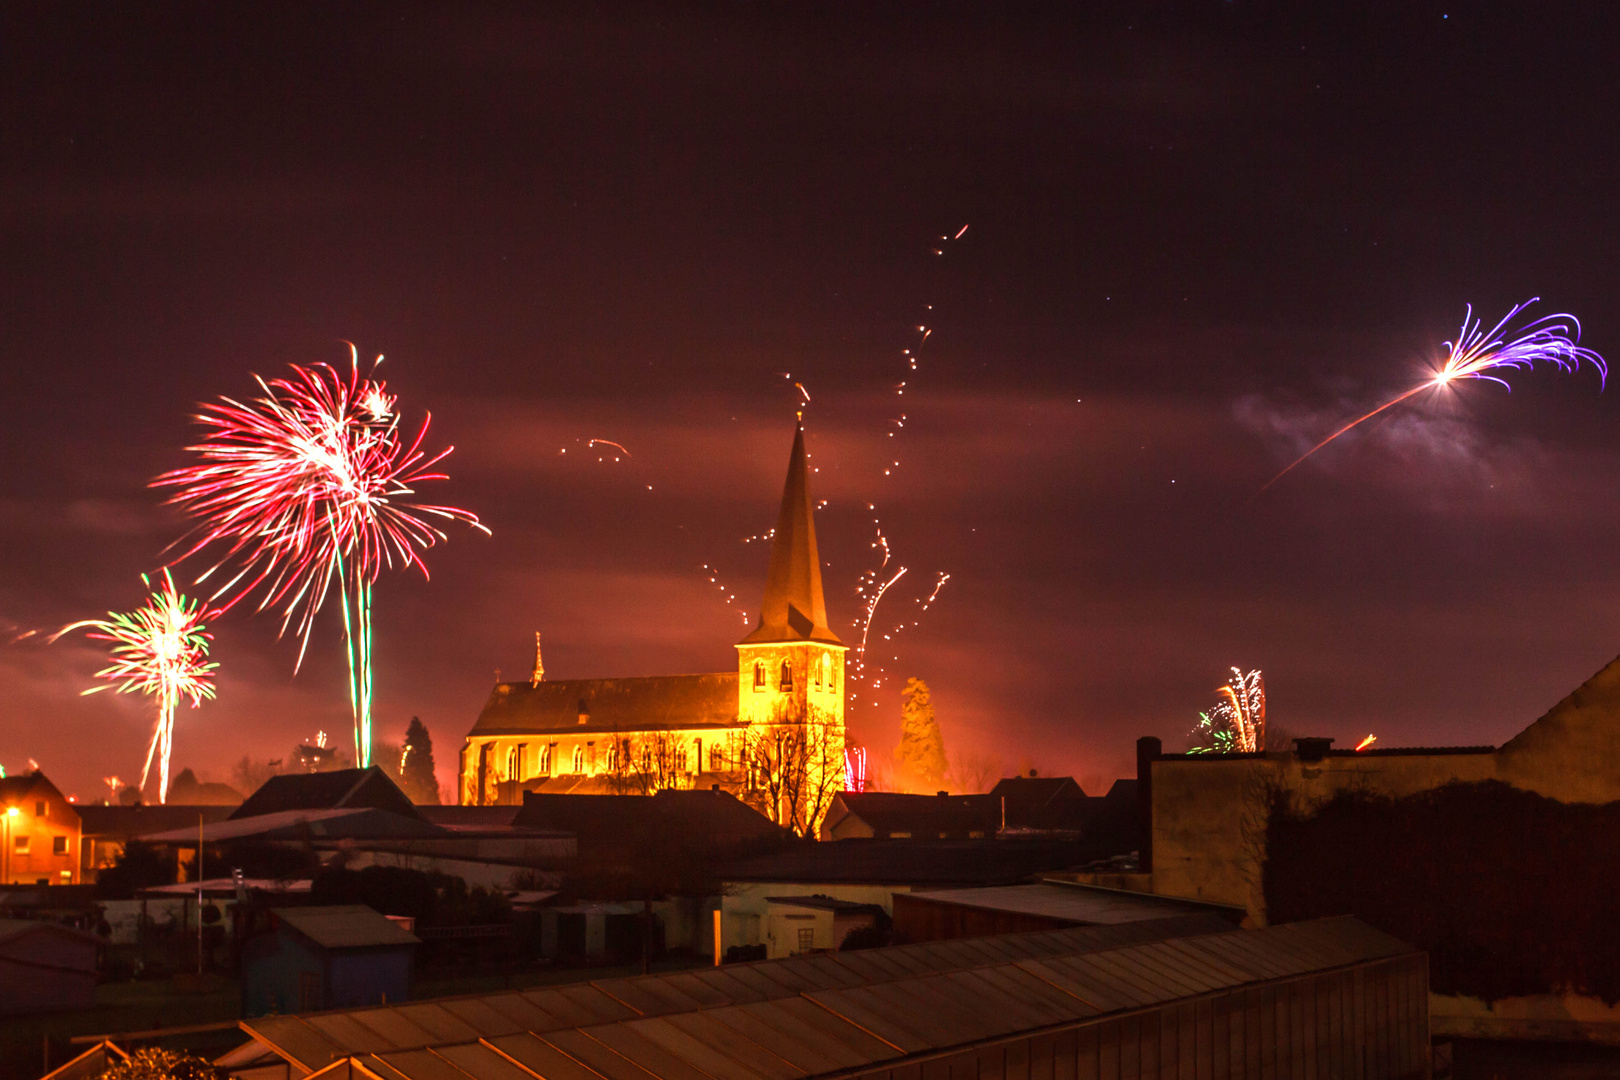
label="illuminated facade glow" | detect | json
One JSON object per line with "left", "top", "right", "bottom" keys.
{"left": 458, "top": 424, "right": 847, "bottom": 834}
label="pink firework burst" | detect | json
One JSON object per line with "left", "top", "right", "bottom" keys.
{"left": 152, "top": 346, "right": 487, "bottom": 766}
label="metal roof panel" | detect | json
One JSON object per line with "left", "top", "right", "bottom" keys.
{"left": 432, "top": 1042, "right": 545, "bottom": 1080}
{"left": 486, "top": 1034, "right": 613, "bottom": 1080}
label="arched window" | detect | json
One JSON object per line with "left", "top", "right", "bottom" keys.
{"left": 506, "top": 746, "right": 520, "bottom": 781}
{"left": 675, "top": 743, "right": 688, "bottom": 773}
{"left": 539, "top": 743, "right": 553, "bottom": 775}
{"left": 710, "top": 745, "right": 724, "bottom": 771}
{"left": 753, "top": 661, "right": 766, "bottom": 691}
{"left": 571, "top": 745, "right": 584, "bottom": 773}
{"left": 605, "top": 740, "right": 618, "bottom": 771}
{"left": 780, "top": 660, "right": 793, "bottom": 691}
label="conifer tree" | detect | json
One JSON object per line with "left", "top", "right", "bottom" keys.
{"left": 894, "top": 677, "right": 948, "bottom": 790}
{"left": 400, "top": 717, "right": 441, "bottom": 804}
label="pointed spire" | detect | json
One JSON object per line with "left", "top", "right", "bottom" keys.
{"left": 742, "top": 423, "right": 843, "bottom": 646}
{"left": 532, "top": 631, "right": 545, "bottom": 687}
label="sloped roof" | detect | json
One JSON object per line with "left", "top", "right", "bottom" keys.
{"left": 145, "top": 807, "right": 446, "bottom": 844}
{"left": 234, "top": 913, "right": 1233, "bottom": 1068}
{"left": 826, "top": 792, "right": 1000, "bottom": 836}
{"left": 740, "top": 424, "right": 843, "bottom": 647}
{"left": 0, "top": 918, "right": 102, "bottom": 954}
{"left": 231, "top": 915, "right": 1412, "bottom": 1077}
{"left": 231, "top": 767, "right": 423, "bottom": 821}
{"left": 721, "top": 837, "right": 1087, "bottom": 886}
{"left": 990, "top": 775, "right": 1089, "bottom": 824}
{"left": 0, "top": 771, "right": 68, "bottom": 811}
{"left": 514, "top": 789, "right": 781, "bottom": 848}
{"left": 899, "top": 882, "right": 1242, "bottom": 925}
{"left": 274, "top": 905, "right": 420, "bottom": 949}
{"left": 469, "top": 673, "right": 740, "bottom": 738}
{"left": 77, "top": 803, "right": 236, "bottom": 838}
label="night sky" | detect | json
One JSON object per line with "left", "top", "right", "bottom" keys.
{"left": 5, "top": 3, "right": 1620, "bottom": 801}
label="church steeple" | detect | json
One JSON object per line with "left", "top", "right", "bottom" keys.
{"left": 741, "top": 423, "right": 843, "bottom": 646}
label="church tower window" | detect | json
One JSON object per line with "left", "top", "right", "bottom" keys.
{"left": 780, "top": 660, "right": 793, "bottom": 690}
{"left": 814, "top": 655, "right": 824, "bottom": 689}
{"left": 753, "top": 661, "right": 766, "bottom": 691}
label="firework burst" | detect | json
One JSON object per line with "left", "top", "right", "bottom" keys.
{"left": 1259, "top": 301, "right": 1606, "bottom": 496}
{"left": 1188, "top": 667, "right": 1266, "bottom": 754}
{"left": 51, "top": 570, "right": 218, "bottom": 804}
{"left": 153, "top": 346, "right": 487, "bottom": 767}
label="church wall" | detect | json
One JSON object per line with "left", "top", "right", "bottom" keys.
{"left": 459, "top": 727, "right": 754, "bottom": 805}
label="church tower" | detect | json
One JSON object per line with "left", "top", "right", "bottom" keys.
{"left": 737, "top": 424, "right": 848, "bottom": 808}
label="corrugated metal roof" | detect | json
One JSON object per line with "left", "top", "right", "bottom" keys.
{"left": 239, "top": 913, "right": 1373, "bottom": 1075}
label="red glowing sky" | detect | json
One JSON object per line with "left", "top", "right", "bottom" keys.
{"left": 3, "top": 5, "right": 1620, "bottom": 800}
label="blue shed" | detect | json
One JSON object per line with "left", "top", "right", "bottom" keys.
{"left": 241, "top": 905, "right": 417, "bottom": 1016}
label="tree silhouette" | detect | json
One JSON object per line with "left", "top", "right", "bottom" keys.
{"left": 895, "top": 677, "right": 947, "bottom": 790}
{"left": 400, "top": 717, "right": 441, "bottom": 804}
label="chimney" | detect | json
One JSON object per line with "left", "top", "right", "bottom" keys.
{"left": 1293, "top": 737, "right": 1335, "bottom": 763}
{"left": 1136, "top": 736, "right": 1161, "bottom": 873}
{"left": 532, "top": 631, "right": 545, "bottom": 687}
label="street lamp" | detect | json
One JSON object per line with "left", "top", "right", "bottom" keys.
{"left": 3, "top": 806, "right": 18, "bottom": 885}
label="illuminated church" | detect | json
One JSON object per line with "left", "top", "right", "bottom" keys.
{"left": 459, "top": 424, "right": 848, "bottom": 821}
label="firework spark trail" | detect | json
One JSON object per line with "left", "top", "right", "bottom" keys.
{"left": 1258, "top": 301, "right": 1606, "bottom": 497}
{"left": 154, "top": 346, "right": 486, "bottom": 767}
{"left": 1355, "top": 734, "right": 1378, "bottom": 751}
{"left": 700, "top": 564, "right": 749, "bottom": 625}
{"left": 845, "top": 227, "right": 968, "bottom": 706}
{"left": 50, "top": 571, "right": 218, "bottom": 804}
{"left": 586, "top": 438, "right": 632, "bottom": 458}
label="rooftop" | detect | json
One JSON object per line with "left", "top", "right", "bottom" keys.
{"left": 470, "top": 673, "right": 741, "bottom": 738}
{"left": 225, "top": 914, "right": 1409, "bottom": 1078}
{"left": 823, "top": 791, "right": 1000, "bottom": 836}
{"left": 900, "top": 881, "right": 1243, "bottom": 925}
{"left": 77, "top": 803, "right": 236, "bottom": 837}
{"left": 145, "top": 807, "right": 447, "bottom": 844}
{"left": 720, "top": 837, "right": 1090, "bottom": 886}
{"left": 273, "top": 905, "right": 421, "bottom": 950}
{"left": 231, "top": 767, "right": 424, "bottom": 822}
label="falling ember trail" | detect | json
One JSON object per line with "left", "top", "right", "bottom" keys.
{"left": 1256, "top": 301, "right": 1605, "bottom": 498}
{"left": 587, "top": 439, "right": 632, "bottom": 457}
{"left": 1355, "top": 735, "right": 1378, "bottom": 751}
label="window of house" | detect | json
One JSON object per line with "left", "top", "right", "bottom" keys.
{"left": 571, "top": 745, "right": 584, "bottom": 773}
{"left": 710, "top": 745, "right": 725, "bottom": 771}
{"left": 797, "top": 927, "right": 815, "bottom": 953}
{"left": 13, "top": 836, "right": 28, "bottom": 853}
{"left": 753, "top": 661, "right": 766, "bottom": 691}
{"left": 53, "top": 836, "right": 68, "bottom": 855}
{"left": 34, "top": 802, "right": 44, "bottom": 817}
{"left": 780, "top": 661, "right": 793, "bottom": 691}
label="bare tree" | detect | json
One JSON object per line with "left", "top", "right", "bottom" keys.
{"left": 945, "top": 751, "right": 1003, "bottom": 794}
{"left": 742, "top": 699, "right": 845, "bottom": 837}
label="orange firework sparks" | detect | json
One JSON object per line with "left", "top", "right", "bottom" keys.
{"left": 587, "top": 438, "right": 632, "bottom": 458}
{"left": 1355, "top": 734, "right": 1377, "bottom": 751}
